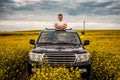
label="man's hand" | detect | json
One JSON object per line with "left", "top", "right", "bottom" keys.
{"left": 54, "top": 23, "right": 61, "bottom": 29}
{"left": 60, "top": 24, "right": 67, "bottom": 30}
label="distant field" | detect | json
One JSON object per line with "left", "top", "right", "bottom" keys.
{"left": 0, "top": 30, "right": 120, "bottom": 80}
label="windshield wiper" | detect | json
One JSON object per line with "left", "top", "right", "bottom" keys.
{"left": 38, "top": 42, "right": 57, "bottom": 44}
{"left": 55, "top": 42, "right": 80, "bottom": 45}
{"left": 38, "top": 42, "right": 80, "bottom": 45}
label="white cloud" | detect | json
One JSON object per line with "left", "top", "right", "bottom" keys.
{"left": 0, "top": 0, "right": 119, "bottom": 31}
{"left": 13, "top": 0, "right": 40, "bottom": 2}
{"left": 11, "top": 0, "right": 43, "bottom": 7}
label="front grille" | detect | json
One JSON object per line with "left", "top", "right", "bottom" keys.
{"left": 43, "top": 53, "right": 75, "bottom": 65}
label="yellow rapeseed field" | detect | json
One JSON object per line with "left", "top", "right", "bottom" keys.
{"left": 0, "top": 30, "right": 120, "bottom": 80}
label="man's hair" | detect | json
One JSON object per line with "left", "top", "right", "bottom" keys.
{"left": 58, "top": 14, "right": 63, "bottom": 16}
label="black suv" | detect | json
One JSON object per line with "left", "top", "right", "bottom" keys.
{"left": 28, "top": 29, "right": 91, "bottom": 78}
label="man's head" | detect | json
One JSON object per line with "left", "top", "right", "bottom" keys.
{"left": 58, "top": 14, "right": 63, "bottom": 21}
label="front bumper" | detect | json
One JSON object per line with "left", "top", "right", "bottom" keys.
{"left": 28, "top": 59, "right": 91, "bottom": 67}
{"left": 28, "top": 60, "right": 91, "bottom": 73}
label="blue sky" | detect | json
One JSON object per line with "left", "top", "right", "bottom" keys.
{"left": 0, "top": 0, "right": 120, "bottom": 31}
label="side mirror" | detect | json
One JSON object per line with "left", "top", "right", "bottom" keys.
{"left": 83, "top": 40, "right": 90, "bottom": 45}
{"left": 30, "top": 39, "right": 35, "bottom": 45}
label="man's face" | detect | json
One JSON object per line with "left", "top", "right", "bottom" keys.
{"left": 58, "top": 16, "right": 63, "bottom": 21}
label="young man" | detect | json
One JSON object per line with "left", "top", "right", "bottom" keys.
{"left": 54, "top": 14, "right": 67, "bottom": 30}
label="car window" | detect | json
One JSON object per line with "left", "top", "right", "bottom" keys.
{"left": 38, "top": 31, "right": 81, "bottom": 44}
{"left": 39, "top": 31, "right": 54, "bottom": 43}
{"left": 55, "top": 32, "right": 67, "bottom": 42}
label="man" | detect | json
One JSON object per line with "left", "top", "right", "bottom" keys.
{"left": 54, "top": 14, "right": 67, "bottom": 30}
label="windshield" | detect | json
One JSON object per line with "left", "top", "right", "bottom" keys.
{"left": 38, "top": 31, "right": 81, "bottom": 45}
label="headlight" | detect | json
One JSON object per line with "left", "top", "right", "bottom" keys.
{"left": 75, "top": 53, "right": 90, "bottom": 62}
{"left": 29, "top": 52, "right": 44, "bottom": 62}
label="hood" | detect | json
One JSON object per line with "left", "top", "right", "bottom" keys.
{"left": 36, "top": 44, "right": 80, "bottom": 49}
{"left": 32, "top": 46, "right": 87, "bottom": 53}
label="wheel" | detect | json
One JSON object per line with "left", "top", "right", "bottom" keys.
{"left": 80, "top": 65, "right": 91, "bottom": 80}
{"left": 28, "top": 63, "right": 32, "bottom": 76}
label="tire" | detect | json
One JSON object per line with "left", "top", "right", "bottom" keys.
{"left": 28, "top": 63, "right": 32, "bottom": 76}
{"left": 81, "top": 65, "right": 91, "bottom": 80}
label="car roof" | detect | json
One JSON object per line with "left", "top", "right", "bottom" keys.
{"left": 42, "top": 28, "right": 76, "bottom": 32}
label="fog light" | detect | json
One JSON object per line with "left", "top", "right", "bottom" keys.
{"left": 79, "top": 69, "right": 87, "bottom": 73}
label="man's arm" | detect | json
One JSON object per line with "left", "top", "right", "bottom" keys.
{"left": 54, "top": 23, "right": 61, "bottom": 29}
{"left": 54, "top": 22, "right": 67, "bottom": 30}
{"left": 61, "top": 23, "right": 67, "bottom": 29}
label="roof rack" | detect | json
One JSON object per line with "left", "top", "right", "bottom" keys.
{"left": 45, "top": 28, "right": 73, "bottom": 30}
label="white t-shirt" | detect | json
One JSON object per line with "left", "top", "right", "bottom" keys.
{"left": 55, "top": 20, "right": 67, "bottom": 26}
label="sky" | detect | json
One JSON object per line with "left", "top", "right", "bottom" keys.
{"left": 0, "top": 0, "right": 120, "bottom": 31}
